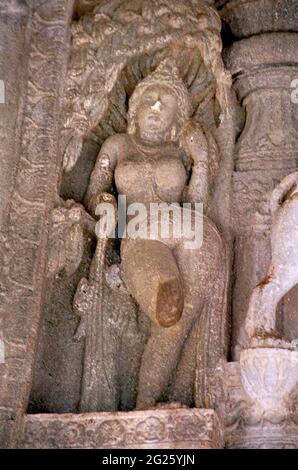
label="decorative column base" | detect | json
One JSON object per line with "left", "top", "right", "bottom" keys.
{"left": 22, "top": 408, "right": 223, "bottom": 449}
{"left": 223, "top": 347, "right": 298, "bottom": 449}
{"left": 227, "top": 427, "right": 298, "bottom": 450}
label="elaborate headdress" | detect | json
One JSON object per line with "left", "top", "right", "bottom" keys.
{"left": 127, "top": 59, "right": 191, "bottom": 140}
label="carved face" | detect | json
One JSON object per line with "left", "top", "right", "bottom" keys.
{"left": 135, "top": 84, "right": 178, "bottom": 143}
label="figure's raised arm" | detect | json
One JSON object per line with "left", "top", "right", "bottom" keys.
{"left": 180, "top": 123, "right": 210, "bottom": 206}
{"left": 85, "top": 134, "right": 126, "bottom": 217}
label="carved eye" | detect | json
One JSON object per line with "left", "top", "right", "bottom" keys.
{"left": 144, "top": 95, "right": 154, "bottom": 105}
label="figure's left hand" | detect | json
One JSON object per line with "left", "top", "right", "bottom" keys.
{"left": 179, "top": 122, "right": 208, "bottom": 164}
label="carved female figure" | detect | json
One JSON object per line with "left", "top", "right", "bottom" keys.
{"left": 84, "top": 61, "right": 228, "bottom": 410}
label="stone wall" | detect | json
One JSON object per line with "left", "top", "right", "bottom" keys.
{"left": 0, "top": 0, "right": 298, "bottom": 449}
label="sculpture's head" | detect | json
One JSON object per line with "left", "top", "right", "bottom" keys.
{"left": 128, "top": 60, "right": 191, "bottom": 144}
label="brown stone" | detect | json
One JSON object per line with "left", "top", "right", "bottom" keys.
{"left": 1, "top": 0, "right": 298, "bottom": 451}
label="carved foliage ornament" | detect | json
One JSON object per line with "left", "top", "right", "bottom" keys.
{"left": 62, "top": 0, "right": 231, "bottom": 173}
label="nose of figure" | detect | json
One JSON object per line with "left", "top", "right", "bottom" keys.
{"left": 151, "top": 100, "right": 161, "bottom": 112}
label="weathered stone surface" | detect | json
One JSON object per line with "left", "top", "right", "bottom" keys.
{"left": 1, "top": 0, "right": 298, "bottom": 451}
{"left": 224, "top": 32, "right": 298, "bottom": 357}
{"left": 223, "top": 353, "right": 298, "bottom": 449}
{"left": 246, "top": 173, "right": 298, "bottom": 339}
{"left": 0, "top": 1, "right": 29, "bottom": 231}
{"left": 0, "top": 0, "right": 75, "bottom": 448}
{"left": 219, "top": 0, "right": 298, "bottom": 39}
{"left": 223, "top": 161, "right": 298, "bottom": 449}
{"left": 22, "top": 408, "right": 223, "bottom": 449}
{"left": 41, "top": 0, "right": 232, "bottom": 417}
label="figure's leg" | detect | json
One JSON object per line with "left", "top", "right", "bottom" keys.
{"left": 128, "top": 218, "right": 218, "bottom": 409}
{"left": 136, "top": 306, "right": 198, "bottom": 409}
{"left": 121, "top": 239, "right": 184, "bottom": 327}
{"left": 168, "top": 314, "right": 200, "bottom": 406}
{"left": 135, "top": 234, "right": 213, "bottom": 409}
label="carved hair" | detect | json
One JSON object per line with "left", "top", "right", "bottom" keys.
{"left": 127, "top": 60, "right": 191, "bottom": 141}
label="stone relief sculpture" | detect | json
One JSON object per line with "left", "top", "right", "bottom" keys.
{"left": 71, "top": 60, "right": 229, "bottom": 412}
{"left": 2, "top": 0, "right": 298, "bottom": 451}
{"left": 41, "top": 0, "right": 231, "bottom": 415}
{"left": 246, "top": 172, "right": 298, "bottom": 341}
{"left": 222, "top": 173, "right": 298, "bottom": 449}
{"left": 61, "top": 0, "right": 231, "bottom": 177}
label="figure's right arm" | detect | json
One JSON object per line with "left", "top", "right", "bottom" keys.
{"left": 84, "top": 134, "right": 125, "bottom": 217}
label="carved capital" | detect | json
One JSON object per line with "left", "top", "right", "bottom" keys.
{"left": 225, "top": 33, "right": 298, "bottom": 172}
{"left": 219, "top": 0, "right": 298, "bottom": 39}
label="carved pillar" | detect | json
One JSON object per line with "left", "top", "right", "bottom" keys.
{"left": 219, "top": 0, "right": 298, "bottom": 38}
{"left": 224, "top": 30, "right": 298, "bottom": 357}
{"left": 0, "top": 1, "right": 29, "bottom": 233}
{"left": 216, "top": 1, "right": 298, "bottom": 448}
{"left": 0, "top": 0, "right": 74, "bottom": 448}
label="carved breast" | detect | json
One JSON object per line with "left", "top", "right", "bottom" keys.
{"left": 115, "top": 156, "right": 187, "bottom": 204}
